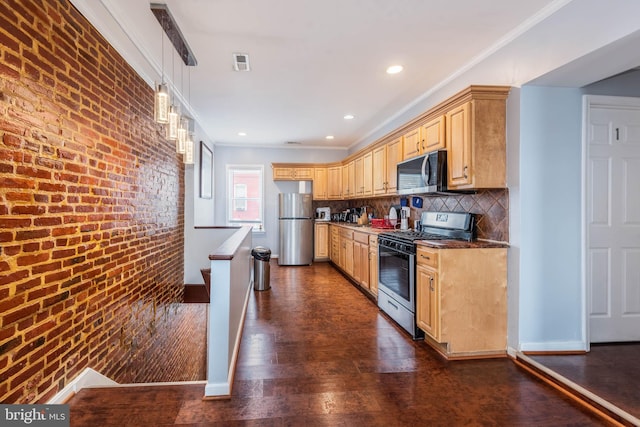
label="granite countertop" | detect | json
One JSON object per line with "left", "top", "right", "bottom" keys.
{"left": 328, "top": 222, "right": 510, "bottom": 248}
{"left": 416, "top": 239, "right": 509, "bottom": 249}
{"left": 327, "top": 222, "right": 392, "bottom": 234}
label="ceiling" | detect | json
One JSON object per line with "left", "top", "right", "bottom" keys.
{"left": 72, "top": 0, "right": 565, "bottom": 149}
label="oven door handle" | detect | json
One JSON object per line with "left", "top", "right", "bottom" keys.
{"left": 379, "top": 244, "right": 414, "bottom": 257}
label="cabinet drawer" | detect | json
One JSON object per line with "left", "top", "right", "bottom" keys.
{"left": 417, "top": 247, "right": 438, "bottom": 269}
{"left": 369, "top": 235, "right": 378, "bottom": 246}
{"left": 354, "top": 231, "right": 369, "bottom": 244}
{"left": 339, "top": 229, "right": 354, "bottom": 239}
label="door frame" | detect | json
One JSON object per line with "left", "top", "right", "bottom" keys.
{"left": 582, "top": 94, "right": 640, "bottom": 348}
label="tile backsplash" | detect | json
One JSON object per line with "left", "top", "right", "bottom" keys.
{"left": 313, "top": 188, "right": 509, "bottom": 242}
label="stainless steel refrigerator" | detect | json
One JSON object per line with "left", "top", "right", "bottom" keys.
{"left": 278, "top": 193, "right": 313, "bottom": 265}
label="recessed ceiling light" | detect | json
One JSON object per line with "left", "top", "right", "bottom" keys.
{"left": 238, "top": 132, "right": 247, "bottom": 136}
{"left": 343, "top": 114, "right": 355, "bottom": 120}
{"left": 386, "top": 65, "right": 403, "bottom": 74}
{"left": 325, "top": 135, "right": 334, "bottom": 140}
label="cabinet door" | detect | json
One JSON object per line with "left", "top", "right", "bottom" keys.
{"left": 385, "top": 137, "right": 402, "bottom": 193}
{"left": 369, "top": 237, "right": 378, "bottom": 297}
{"left": 416, "top": 264, "right": 439, "bottom": 340}
{"left": 313, "top": 168, "right": 327, "bottom": 200}
{"left": 294, "top": 167, "right": 313, "bottom": 180}
{"left": 314, "top": 223, "right": 329, "bottom": 259}
{"left": 352, "top": 241, "right": 363, "bottom": 283}
{"left": 446, "top": 102, "right": 472, "bottom": 188}
{"left": 344, "top": 238, "right": 354, "bottom": 276}
{"left": 402, "top": 127, "right": 421, "bottom": 159}
{"left": 327, "top": 166, "right": 342, "bottom": 199}
{"left": 354, "top": 156, "right": 364, "bottom": 197}
{"left": 372, "top": 145, "right": 387, "bottom": 195}
{"left": 330, "top": 227, "right": 340, "bottom": 263}
{"left": 342, "top": 161, "right": 355, "bottom": 199}
{"left": 273, "top": 167, "right": 294, "bottom": 180}
{"left": 362, "top": 151, "right": 373, "bottom": 197}
{"left": 354, "top": 240, "right": 370, "bottom": 290}
{"left": 421, "top": 115, "right": 445, "bottom": 152}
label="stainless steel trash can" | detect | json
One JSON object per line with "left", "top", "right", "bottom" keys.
{"left": 252, "top": 247, "right": 271, "bottom": 291}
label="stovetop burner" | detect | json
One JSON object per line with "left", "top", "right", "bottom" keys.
{"left": 378, "top": 211, "right": 476, "bottom": 250}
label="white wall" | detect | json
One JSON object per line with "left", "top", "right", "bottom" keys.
{"left": 213, "top": 146, "right": 345, "bottom": 256}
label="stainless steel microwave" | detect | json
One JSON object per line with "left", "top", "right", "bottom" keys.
{"left": 397, "top": 150, "right": 447, "bottom": 195}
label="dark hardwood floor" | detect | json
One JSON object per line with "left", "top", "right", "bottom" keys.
{"left": 529, "top": 343, "right": 640, "bottom": 421}
{"left": 68, "top": 263, "right": 612, "bottom": 426}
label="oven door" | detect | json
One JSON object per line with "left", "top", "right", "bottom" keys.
{"left": 377, "top": 244, "right": 415, "bottom": 312}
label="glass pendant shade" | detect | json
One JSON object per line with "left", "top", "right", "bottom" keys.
{"left": 184, "top": 136, "right": 194, "bottom": 164}
{"left": 154, "top": 83, "right": 169, "bottom": 124}
{"left": 176, "top": 119, "right": 187, "bottom": 153}
{"left": 167, "top": 105, "right": 179, "bottom": 140}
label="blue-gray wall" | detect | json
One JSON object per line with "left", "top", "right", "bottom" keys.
{"left": 518, "top": 86, "right": 584, "bottom": 350}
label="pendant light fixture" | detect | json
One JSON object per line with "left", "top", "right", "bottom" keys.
{"left": 167, "top": 49, "right": 179, "bottom": 140}
{"left": 168, "top": 104, "right": 179, "bottom": 140}
{"left": 177, "top": 117, "right": 187, "bottom": 153}
{"left": 184, "top": 134, "right": 194, "bottom": 164}
{"left": 154, "top": 14, "right": 169, "bottom": 124}
{"left": 151, "top": 3, "right": 199, "bottom": 160}
{"left": 182, "top": 66, "right": 194, "bottom": 164}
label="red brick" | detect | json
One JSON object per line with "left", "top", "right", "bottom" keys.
{"left": 0, "top": 270, "right": 29, "bottom": 287}
{"left": 11, "top": 205, "right": 47, "bottom": 215}
{"left": 0, "top": 218, "right": 32, "bottom": 228}
{"left": 2, "top": 302, "right": 40, "bottom": 328}
{"left": 15, "top": 229, "right": 50, "bottom": 241}
{"left": 17, "top": 253, "right": 50, "bottom": 267}
{"left": 31, "top": 261, "right": 62, "bottom": 274}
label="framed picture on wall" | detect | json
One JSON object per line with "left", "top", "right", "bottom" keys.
{"left": 200, "top": 141, "right": 213, "bottom": 199}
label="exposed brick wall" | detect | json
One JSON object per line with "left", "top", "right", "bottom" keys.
{"left": 0, "top": 0, "right": 186, "bottom": 403}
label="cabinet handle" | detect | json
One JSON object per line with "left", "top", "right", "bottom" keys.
{"left": 416, "top": 141, "right": 419, "bottom": 152}
{"left": 463, "top": 165, "right": 468, "bottom": 179}
{"left": 420, "top": 254, "right": 430, "bottom": 260}
{"left": 429, "top": 276, "right": 435, "bottom": 292}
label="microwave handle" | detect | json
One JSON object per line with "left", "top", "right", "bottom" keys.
{"left": 421, "top": 154, "right": 430, "bottom": 187}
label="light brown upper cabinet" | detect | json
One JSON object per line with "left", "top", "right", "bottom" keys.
{"left": 373, "top": 136, "right": 402, "bottom": 195}
{"left": 402, "top": 127, "right": 421, "bottom": 159}
{"left": 327, "top": 165, "right": 342, "bottom": 199}
{"left": 342, "top": 160, "right": 355, "bottom": 199}
{"left": 313, "top": 167, "right": 327, "bottom": 200}
{"left": 446, "top": 95, "right": 506, "bottom": 190}
{"left": 354, "top": 153, "right": 373, "bottom": 198}
{"left": 272, "top": 86, "right": 509, "bottom": 193}
{"left": 272, "top": 165, "right": 313, "bottom": 181}
{"left": 421, "top": 115, "right": 446, "bottom": 152}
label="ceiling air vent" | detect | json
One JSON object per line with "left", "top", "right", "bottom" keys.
{"left": 233, "top": 53, "right": 250, "bottom": 71}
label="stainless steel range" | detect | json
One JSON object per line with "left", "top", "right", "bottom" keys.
{"left": 377, "top": 211, "right": 476, "bottom": 339}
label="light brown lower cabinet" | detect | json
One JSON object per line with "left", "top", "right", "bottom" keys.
{"left": 368, "top": 235, "right": 378, "bottom": 297}
{"left": 416, "top": 245, "right": 507, "bottom": 358}
{"left": 314, "top": 222, "right": 329, "bottom": 261}
{"left": 330, "top": 225, "right": 379, "bottom": 298}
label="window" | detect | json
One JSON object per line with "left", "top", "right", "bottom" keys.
{"left": 233, "top": 184, "right": 247, "bottom": 211}
{"left": 226, "top": 165, "right": 264, "bottom": 232}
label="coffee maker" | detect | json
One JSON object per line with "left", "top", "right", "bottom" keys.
{"left": 400, "top": 207, "right": 410, "bottom": 230}
{"left": 315, "top": 207, "right": 330, "bottom": 221}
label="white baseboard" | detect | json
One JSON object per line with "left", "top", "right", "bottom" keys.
{"left": 519, "top": 340, "right": 587, "bottom": 353}
{"left": 48, "top": 368, "right": 118, "bottom": 404}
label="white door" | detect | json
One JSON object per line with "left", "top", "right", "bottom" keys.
{"left": 586, "top": 96, "right": 640, "bottom": 342}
